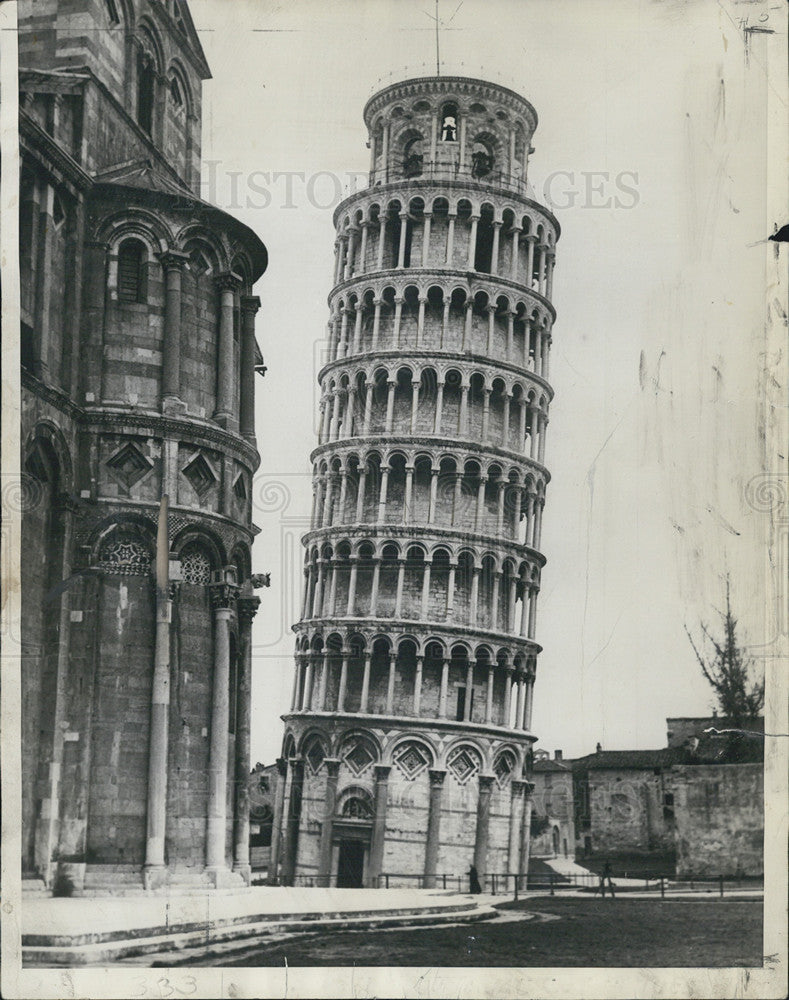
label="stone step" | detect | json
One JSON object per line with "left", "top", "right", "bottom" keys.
{"left": 84, "top": 873, "right": 143, "bottom": 886}
{"left": 78, "top": 866, "right": 247, "bottom": 895}
{"left": 23, "top": 903, "right": 496, "bottom": 966}
{"left": 22, "top": 878, "right": 49, "bottom": 897}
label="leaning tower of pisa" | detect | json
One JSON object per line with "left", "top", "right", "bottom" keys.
{"left": 271, "top": 76, "right": 559, "bottom": 890}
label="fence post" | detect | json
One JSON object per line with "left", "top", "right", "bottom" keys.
{"left": 514, "top": 874, "right": 519, "bottom": 902}
{"left": 549, "top": 872, "right": 555, "bottom": 896}
{"left": 660, "top": 877, "right": 665, "bottom": 899}
{"left": 442, "top": 873, "right": 447, "bottom": 890}
{"left": 719, "top": 875, "right": 723, "bottom": 899}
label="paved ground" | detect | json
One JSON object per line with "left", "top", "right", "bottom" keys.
{"left": 22, "top": 886, "right": 475, "bottom": 939}
{"left": 193, "top": 897, "right": 763, "bottom": 968}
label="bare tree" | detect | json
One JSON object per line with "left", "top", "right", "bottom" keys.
{"left": 685, "top": 577, "right": 764, "bottom": 727}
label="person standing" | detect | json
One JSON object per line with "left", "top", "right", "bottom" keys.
{"left": 595, "top": 860, "right": 615, "bottom": 898}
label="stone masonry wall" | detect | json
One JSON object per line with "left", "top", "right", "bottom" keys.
{"left": 587, "top": 767, "right": 674, "bottom": 855}
{"left": 671, "top": 763, "right": 763, "bottom": 877}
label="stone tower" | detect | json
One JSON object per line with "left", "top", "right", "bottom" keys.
{"left": 272, "top": 76, "right": 559, "bottom": 889}
{"left": 19, "top": 0, "right": 268, "bottom": 891}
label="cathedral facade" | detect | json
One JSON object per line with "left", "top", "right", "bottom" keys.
{"left": 270, "top": 76, "right": 560, "bottom": 889}
{"left": 19, "top": 0, "right": 268, "bottom": 891}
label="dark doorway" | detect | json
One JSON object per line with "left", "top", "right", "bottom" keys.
{"left": 337, "top": 839, "right": 365, "bottom": 888}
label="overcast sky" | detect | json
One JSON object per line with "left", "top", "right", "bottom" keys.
{"left": 190, "top": 0, "right": 782, "bottom": 764}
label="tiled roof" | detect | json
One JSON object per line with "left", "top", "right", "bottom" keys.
{"left": 571, "top": 748, "right": 686, "bottom": 770}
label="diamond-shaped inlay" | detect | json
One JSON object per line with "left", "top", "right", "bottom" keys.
{"left": 343, "top": 740, "right": 375, "bottom": 776}
{"left": 304, "top": 736, "right": 325, "bottom": 775}
{"left": 494, "top": 751, "right": 516, "bottom": 786}
{"left": 393, "top": 741, "right": 429, "bottom": 781}
{"left": 233, "top": 473, "right": 247, "bottom": 503}
{"left": 106, "top": 442, "right": 153, "bottom": 490}
{"left": 447, "top": 746, "right": 481, "bottom": 785}
{"left": 182, "top": 453, "right": 216, "bottom": 497}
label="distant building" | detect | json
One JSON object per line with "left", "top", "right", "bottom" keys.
{"left": 571, "top": 748, "right": 681, "bottom": 859}
{"left": 530, "top": 750, "right": 575, "bottom": 859}
{"left": 248, "top": 762, "right": 281, "bottom": 874}
{"left": 534, "top": 717, "right": 764, "bottom": 877}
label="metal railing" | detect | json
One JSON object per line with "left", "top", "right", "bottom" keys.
{"left": 262, "top": 871, "right": 763, "bottom": 898}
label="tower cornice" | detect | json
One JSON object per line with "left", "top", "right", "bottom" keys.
{"left": 363, "top": 76, "right": 538, "bottom": 134}
{"left": 301, "top": 523, "right": 548, "bottom": 569}
{"left": 333, "top": 178, "right": 560, "bottom": 239}
{"left": 309, "top": 435, "right": 552, "bottom": 482}
{"left": 292, "top": 614, "right": 542, "bottom": 656}
{"left": 317, "top": 346, "right": 555, "bottom": 399}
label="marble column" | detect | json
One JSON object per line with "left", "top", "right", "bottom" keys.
{"left": 368, "top": 765, "right": 391, "bottom": 885}
{"left": 508, "top": 778, "right": 526, "bottom": 874}
{"left": 420, "top": 560, "right": 432, "bottom": 618}
{"left": 206, "top": 581, "right": 238, "bottom": 874}
{"left": 317, "top": 758, "right": 341, "bottom": 886}
{"left": 491, "top": 221, "right": 502, "bottom": 274}
{"left": 267, "top": 757, "right": 287, "bottom": 883}
{"left": 485, "top": 665, "right": 494, "bottom": 723}
{"left": 360, "top": 652, "right": 372, "bottom": 712}
{"left": 233, "top": 594, "right": 261, "bottom": 883}
{"left": 439, "top": 659, "right": 449, "bottom": 718}
{"left": 337, "top": 649, "right": 350, "bottom": 711}
{"left": 434, "top": 380, "right": 445, "bottom": 434}
{"left": 397, "top": 213, "right": 408, "bottom": 268}
{"left": 473, "top": 775, "right": 495, "bottom": 880}
{"left": 214, "top": 272, "right": 242, "bottom": 430}
{"left": 280, "top": 756, "right": 305, "bottom": 886}
{"left": 467, "top": 215, "right": 479, "bottom": 269}
{"left": 143, "top": 519, "right": 173, "bottom": 889}
{"left": 413, "top": 654, "right": 424, "bottom": 716}
{"left": 520, "top": 781, "right": 535, "bottom": 880}
{"left": 503, "top": 665, "right": 514, "bottom": 726}
{"left": 385, "top": 651, "right": 396, "bottom": 712}
{"left": 423, "top": 768, "right": 446, "bottom": 888}
{"left": 158, "top": 250, "right": 189, "bottom": 410}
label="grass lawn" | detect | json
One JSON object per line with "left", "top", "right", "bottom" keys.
{"left": 213, "top": 898, "right": 762, "bottom": 968}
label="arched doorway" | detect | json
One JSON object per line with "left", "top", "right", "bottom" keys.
{"left": 334, "top": 789, "right": 374, "bottom": 887}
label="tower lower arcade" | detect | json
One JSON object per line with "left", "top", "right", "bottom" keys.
{"left": 271, "top": 76, "right": 559, "bottom": 889}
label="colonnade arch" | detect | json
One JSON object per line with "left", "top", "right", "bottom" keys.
{"left": 300, "top": 534, "right": 541, "bottom": 639}
{"left": 332, "top": 191, "right": 556, "bottom": 295}
{"left": 290, "top": 627, "right": 537, "bottom": 732}
{"left": 309, "top": 446, "right": 547, "bottom": 550}
{"left": 317, "top": 361, "right": 550, "bottom": 464}
{"left": 326, "top": 277, "right": 553, "bottom": 374}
